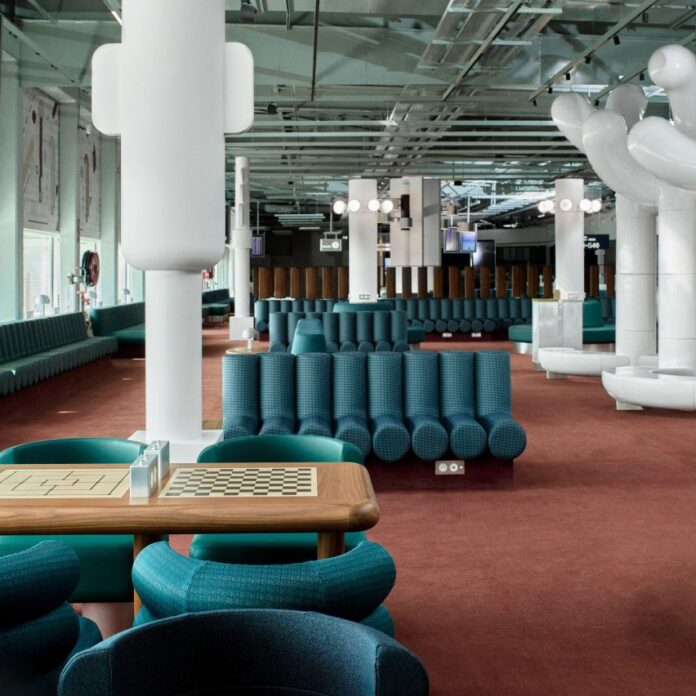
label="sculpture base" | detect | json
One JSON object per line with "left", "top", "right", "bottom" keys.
{"left": 602, "top": 366, "right": 696, "bottom": 411}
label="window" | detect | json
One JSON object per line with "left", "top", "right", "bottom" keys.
{"left": 22, "top": 230, "right": 60, "bottom": 318}
{"left": 213, "top": 247, "right": 231, "bottom": 290}
{"left": 118, "top": 244, "right": 134, "bottom": 303}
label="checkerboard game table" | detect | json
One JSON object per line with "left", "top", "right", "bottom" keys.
{"left": 0, "top": 462, "right": 380, "bottom": 614}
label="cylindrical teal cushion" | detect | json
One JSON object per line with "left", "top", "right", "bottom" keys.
{"left": 390, "top": 311, "right": 407, "bottom": 343}
{"left": 509, "top": 298, "right": 522, "bottom": 322}
{"left": 521, "top": 297, "right": 532, "bottom": 322}
{"left": 475, "top": 298, "right": 486, "bottom": 320}
{"left": 373, "top": 311, "right": 390, "bottom": 344}
{"left": 367, "top": 353, "right": 409, "bottom": 462}
{"left": 254, "top": 300, "right": 269, "bottom": 327}
{"left": 290, "top": 319, "right": 327, "bottom": 356}
{"left": 439, "top": 352, "right": 486, "bottom": 459}
{"left": 422, "top": 320, "right": 435, "bottom": 333}
{"left": 259, "top": 353, "right": 295, "bottom": 434}
{"left": 447, "top": 319, "right": 459, "bottom": 334}
{"left": 356, "top": 312, "right": 374, "bottom": 344}
{"left": 292, "top": 299, "right": 303, "bottom": 313}
{"left": 428, "top": 299, "right": 441, "bottom": 322}
{"left": 394, "top": 299, "right": 407, "bottom": 312}
{"left": 483, "top": 319, "right": 496, "bottom": 333}
{"left": 315, "top": 299, "right": 327, "bottom": 313}
{"left": 296, "top": 353, "right": 332, "bottom": 437}
{"left": 463, "top": 299, "right": 475, "bottom": 320}
{"left": 440, "top": 299, "right": 452, "bottom": 320}
{"left": 452, "top": 298, "right": 463, "bottom": 320}
{"left": 435, "top": 320, "right": 447, "bottom": 333}
{"left": 403, "top": 352, "right": 448, "bottom": 460}
{"left": 268, "top": 313, "right": 288, "bottom": 351}
{"left": 286, "top": 312, "right": 304, "bottom": 348}
{"left": 338, "top": 312, "right": 357, "bottom": 349}
{"left": 268, "top": 299, "right": 281, "bottom": 315}
{"left": 471, "top": 319, "right": 483, "bottom": 332}
{"left": 280, "top": 299, "right": 292, "bottom": 313}
{"left": 322, "top": 312, "right": 340, "bottom": 353}
{"left": 474, "top": 351, "right": 526, "bottom": 459}
{"left": 406, "top": 299, "right": 418, "bottom": 322}
{"left": 375, "top": 340, "right": 392, "bottom": 352}
{"left": 222, "top": 354, "right": 260, "bottom": 438}
{"left": 583, "top": 299, "right": 603, "bottom": 328}
{"left": 303, "top": 300, "right": 314, "bottom": 314}
{"left": 332, "top": 352, "right": 371, "bottom": 456}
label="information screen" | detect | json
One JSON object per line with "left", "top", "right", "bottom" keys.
{"left": 459, "top": 230, "right": 477, "bottom": 253}
{"left": 251, "top": 235, "right": 265, "bottom": 257}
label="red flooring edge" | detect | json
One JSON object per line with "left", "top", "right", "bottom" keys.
{"left": 3, "top": 327, "right": 696, "bottom": 695}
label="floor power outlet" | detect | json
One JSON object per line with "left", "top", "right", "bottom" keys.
{"left": 435, "top": 460, "right": 466, "bottom": 475}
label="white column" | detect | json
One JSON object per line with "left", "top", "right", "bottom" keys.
{"left": 59, "top": 102, "right": 81, "bottom": 313}
{"left": 348, "top": 178, "right": 378, "bottom": 301}
{"left": 657, "top": 185, "right": 696, "bottom": 372}
{"left": 100, "top": 137, "right": 119, "bottom": 306}
{"left": 615, "top": 195, "right": 657, "bottom": 363}
{"left": 0, "top": 55, "right": 22, "bottom": 322}
{"left": 554, "top": 178, "right": 585, "bottom": 299}
{"left": 145, "top": 271, "right": 202, "bottom": 441}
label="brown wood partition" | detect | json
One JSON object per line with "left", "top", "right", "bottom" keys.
{"left": 480, "top": 267, "right": 491, "bottom": 299}
{"left": 258, "top": 267, "right": 273, "bottom": 299}
{"left": 448, "top": 266, "right": 460, "bottom": 299}
{"left": 605, "top": 265, "right": 615, "bottom": 297}
{"left": 305, "top": 267, "right": 319, "bottom": 300}
{"left": 401, "top": 267, "right": 412, "bottom": 298}
{"left": 588, "top": 265, "right": 600, "bottom": 298}
{"left": 321, "top": 267, "right": 334, "bottom": 299}
{"left": 385, "top": 267, "right": 396, "bottom": 298}
{"left": 417, "top": 267, "right": 428, "bottom": 298}
{"left": 290, "top": 267, "right": 303, "bottom": 299}
{"left": 527, "top": 265, "right": 539, "bottom": 299}
{"left": 511, "top": 265, "right": 526, "bottom": 298}
{"left": 432, "top": 267, "right": 444, "bottom": 299}
{"left": 464, "top": 267, "right": 475, "bottom": 299}
{"left": 252, "top": 267, "right": 260, "bottom": 298}
{"left": 337, "top": 266, "right": 349, "bottom": 300}
{"left": 542, "top": 265, "right": 553, "bottom": 298}
{"left": 273, "top": 268, "right": 289, "bottom": 298}
{"left": 495, "top": 266, "right": 507, "bottom": 298}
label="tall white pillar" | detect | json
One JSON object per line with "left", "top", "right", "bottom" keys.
{"left": 615, "top": 195, "right": 657, "bottom": 363}
{"left": 100, "top": 137, "right": 119, "bottom": 307}
{"left": 554, "top": 178, "right": 585, "bottom": 299}
{"left": 0, "top": 55, "right": 22, "bottom": 322}
{"left": 229, "top": 156, "right": 254, "bottom": 338}
{"left": 59, "top": 102, "right": 81, "bottom": 313}
{"left": 348, "top": 178, "right": 378, "bottom": 301}
{"left": 658, "top": 185, "right": 696, "bottom": 371}
{"left": 92, "top": 0, "right": 254, "bottom": 456}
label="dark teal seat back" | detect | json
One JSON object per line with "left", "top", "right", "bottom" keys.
{"left": 0, "top": 437, "right": 144, "bottom": 465}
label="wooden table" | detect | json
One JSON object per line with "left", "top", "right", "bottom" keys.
{"left": 0, "top": 462, "right": 379, "bottom": 613}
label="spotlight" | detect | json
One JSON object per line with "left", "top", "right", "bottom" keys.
{"left": 547, "top": 86, "right": 553, "bottom": 94}
{"left": 585, "top": 55, "right": 592, "bottom": 64}
{"left": 594, "top": 100, "right": 600, "bottom": 107}
{"left": 559, "top": 198, "right": 573, "bottom": 212}
{"left": 579, "top": 198, "right": 592, "bottom": 212}
{"left": 565, "top": 72, "right": 571, "bottom": 81}
{"left": 332, "top": 199, "right": 347, "bottom": 215}
{"left": 613, "top": 35, "right": 621, "bottom": 46}
{"left": 642, "top": 11, "right": 649, "bottom": 22}
{"left": 240, "top": 0, "right": 257, "bottom": 22}
{"left": 380, "top": 199, "right": 394, "bottom": 214}
{"left": 266, "top": 103, "right": 278, "bottom": 115}
{"left": 590, "top": 199, "right": 602, "bottom": 213}
{"left": 347, "top": 199, "right": 361, "bottom": 212}
{"left": 367, "top": 198, "right": 380, "bottom": 212}
{"left": 537, "top": 201, "right": 548, "bottom": 213}
{"left": 532, "top": 98, "right": 538, "bottom": 107}
{"left": 639, "top": 71, "right": 645, "bottom": 81}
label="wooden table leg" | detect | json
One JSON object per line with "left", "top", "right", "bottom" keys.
{"left": 133, "top": 533, "right": 159, "bottom": 617}
{"left": 317, "top": 531, "right": 345, "bottom": 559}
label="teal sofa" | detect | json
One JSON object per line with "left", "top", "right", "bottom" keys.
{"left": 191, "top": 434, "right": 365, "bottom": 564}
{"left": 507, "top": 299, "right": 615, "bottom": 345}
{"left": 0, "top": 541, "right": 102, "bottom": 695}
{"left": 90, "top": 303, "right": 145, "bottom": 349}
{"left": 58, "top": 610, "right": 428, "bottom": 696}
{"left": 222, "top": 350, "right": 526, "bottom": 462}
{"left": 0, "top": 313, "right": 117, "bottom": 395}
{"left": 0, "top": 437, "right": 147, "bottom": 602}
{"left": 132, "top": 540, "right": 396, "bottom": 635}
{"left": 202, "top": 288, "right": 233, "bottom": 321}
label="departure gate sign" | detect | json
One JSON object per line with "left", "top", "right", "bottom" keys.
{"left": 584, "top": 234, "right": 609, "bottom": 250}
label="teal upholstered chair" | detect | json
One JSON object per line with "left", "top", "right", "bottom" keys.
{"left": 296, "top": 353, "right": 332, "bottom": 437}
{"left": 259, "top": 353, "right": 296, "bottom": 435}
{"left": 190, "top": 434, "right": 365, "bottom": 564}
{"left": 1, "top": 541, "right": 102, "bottom": 696}
{"left": 0, "top": 438, "right": 146, "bottom": 602}
{"left": 332, "top": 352, "right": 372, "bottom": 457}
{"left": 59, "top": 610, "right": 429, "bottom": 696}
{"left": 133, "top": 541, "right": 396, "bottom": 636}
{"left": 290, "top": 318, "right": 328, "bottom": 355}
{"left": 221, "top": 354, "right": 260, "bottom": 439}
{"left": 474, "top": 352, "right": 527, "bottom": 460}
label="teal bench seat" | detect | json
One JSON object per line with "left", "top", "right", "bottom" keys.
{"left": 90, "top": 303, "right": 145, "bottom": 349}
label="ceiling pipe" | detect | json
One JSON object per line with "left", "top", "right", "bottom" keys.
{"left": 310, "top": 0, "right": 320, "bottom": 101}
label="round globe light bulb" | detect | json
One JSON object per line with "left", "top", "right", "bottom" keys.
{"left": 579, "top": 198, "right": 592, "bottom": 212}
{"left": 380, "top": 199, "right": 394, "bottom": 214}
{"left": 559, "top": 198, "right": 573, "bottom": 212}
{"left": 348, "top": 199, "right": 361, "bottom": 212}
{"left": 367, "top": 198, "right": 380, "bottom": 212}
{"left": 590, "top": 199, "right": 602, "bottom": 213}
{"left": 333, "top": 199, "right": 346, "bottom": 215}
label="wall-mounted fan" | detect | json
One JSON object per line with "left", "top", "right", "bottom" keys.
{"left": 81, "top": 250, "right": 100, "bottom": 287}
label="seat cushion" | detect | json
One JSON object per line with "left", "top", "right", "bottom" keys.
{"left": 189, "top": 531, "right": 367, "bottom": 564}
{"left": 112, "top": 324, "right": 146, "bottom": 345}
{"left": 582, "top": 326, "right": 615, "bottom": 343}
{"left": 508, "top": 323, "right": 532, "bottom": 343}
{"left": 0, "top": 535, "right": 134, "bottom": 603}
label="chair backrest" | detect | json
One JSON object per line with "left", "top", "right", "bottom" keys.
{"left": 403, "top": 352, "right": 440, "bottom": 419}
{"left": 0, "top": 314, "right": 89, "bottom": 363}
{"left": 198, "top": 434, "right": 362, "bottom": 465}
{"left": 367, "top": 353, "right": 404, "bottom": 419}
{"left": 90, "top": 303, "right": 145, "bottom": 336}
{"left": 259, "top": 353, "right": 295, "bottom": 424}
{"left": 332, "top": 352, "right": 368, "bottom": 421}
{"left": 296, "top": 354, "right": 332, "bottom": 422}
{"left": 439, "top": 351, "right": 476, "bottom": 418}
{"left": 58, "top": 610, "right": 429, "bottom": 696}
{"left": 0, "top": 438, "right": 146, "bottom": 465}
{"left": 474, "top": 351, "right": 512, "bottom": 416}
{"left": 201, "top": 289, "right": 230, "bottom": 304}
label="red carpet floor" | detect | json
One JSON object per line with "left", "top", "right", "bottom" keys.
{"left": 3, "top": 327, "right": 696, "bottom": 695}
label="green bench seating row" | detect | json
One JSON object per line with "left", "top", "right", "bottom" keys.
{"left": 0, "top": 313, "right": 117, "bottom": 395}
{"left": 202, "top": 288, "right": 234, "bottom": 318}
{"left": 90, "top": 302, "right": 145, "bottom": 348}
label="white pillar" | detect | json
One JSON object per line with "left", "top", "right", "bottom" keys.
{"left": 145, "top": 271, "right": 202, "bottom": 441}
{"left": 0, "top": 55, "right": 22, "bottom": 322}
{"left": 657, "top": 185, "right": 696, "bottom": 371}
{"left": 348, "top": 178, "right": 378, "bottom": 301}
{"left": 554, "top": 178, "right": 585, "bottom": 299}
{"left": 615, "top": 195, "right": 657, "bottom": 363}
{"left": 100, "top": 137, "right": 119, "bottom": 306}
{"left": 59, "top": 102, "right": 81, "bottom": 313}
